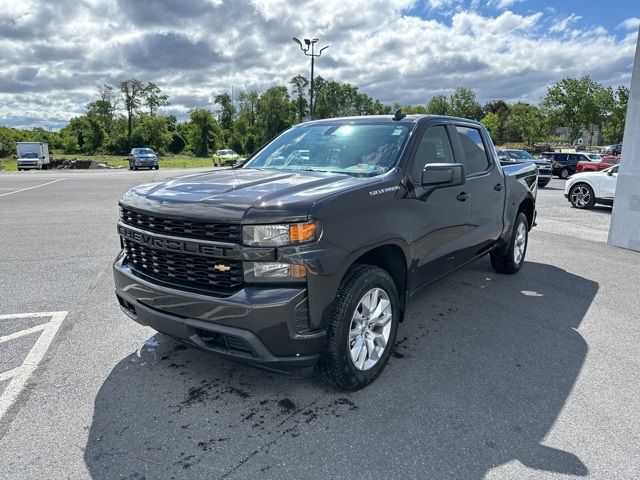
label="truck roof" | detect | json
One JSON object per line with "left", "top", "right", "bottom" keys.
{"left": 299, "top": 114, "right": 483, "bottom": 127}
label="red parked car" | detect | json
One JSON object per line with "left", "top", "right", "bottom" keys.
{"left": 576, "top": 155, "right": 620, "bottom": 173}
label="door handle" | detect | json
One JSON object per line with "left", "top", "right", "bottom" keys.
{"left": 494, "top": 183, "right": 503, "bottom": 191}
{"left": 456, "top": 192, "right": 470, "bottom": 202}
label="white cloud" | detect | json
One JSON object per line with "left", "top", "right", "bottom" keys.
{"left": 490, "top": 0, "right": 523, "bottom": 10}
{"left": 550, "top": 13, "right": 582, "bottom": 33}
{"left": 619, "top": 17, "right": 640, "bottom": 31}
{"left": 0, "top": 0, "right": 635, "bottom": 129}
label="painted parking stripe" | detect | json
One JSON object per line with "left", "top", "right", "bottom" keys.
{"left": 0, "top": 311, "right": 68, "bottom": 419}
{"left": 0, "top": 178, "right": 66, "bottom": 198}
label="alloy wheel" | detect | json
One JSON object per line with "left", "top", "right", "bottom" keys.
{"left": 513, "top": 221, "right": 527, "bottom": 264}
{"left": 571, "top": 185, "right": 591, "bottom": 208}
{"left": 348, "top": 288, "right": 393, "bottom": 371}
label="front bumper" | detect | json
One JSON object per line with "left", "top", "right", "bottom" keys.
{"left": 113, "top": 252, "right": 325, "bottom": 376}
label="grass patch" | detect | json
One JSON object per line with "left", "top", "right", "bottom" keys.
{"left": 1, "top": 154, "right": 215, "bottom": 171}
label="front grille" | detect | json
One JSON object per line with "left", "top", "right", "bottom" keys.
{"left": 120, "top": 207, "right": 241, "bottom": 244}
{"left": 123, "top": 239, "right": 243, "bottom": 293}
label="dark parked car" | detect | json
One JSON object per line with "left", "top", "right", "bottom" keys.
{"left": 602, "top": 144, "right": 622, "bottom": 156}
{"left": 129, "top": 148, "right": 159, "bottom": 170}
{"left": 114, "top": 114, "right": 537, "bottom": 390}
{"left": 539, "top": 152, "right": 585, "bottom": 179}
{"left": 496, "top": 149, "right": 552, "bottom": 187}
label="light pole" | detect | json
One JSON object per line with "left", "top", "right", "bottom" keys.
{"left": 292, "top": 37, "right": 329, "bottom": 119}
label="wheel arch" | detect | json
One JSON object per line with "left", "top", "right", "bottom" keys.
{"left": 518, "top": 195, "right": 535, "bottom": 231}
{"left": 319, "top": 242, "right": 410, "bottom": 327}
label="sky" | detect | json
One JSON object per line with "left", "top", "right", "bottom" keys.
{"left": 0, "top": 0, "right": 638, "bottom": 130}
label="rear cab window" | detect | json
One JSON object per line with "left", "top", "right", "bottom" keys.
{"left": 454, "top": 125, "right": 491, "bottom": 175}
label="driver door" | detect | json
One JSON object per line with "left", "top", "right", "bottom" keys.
{"left": 408, "top": 124, "right": 472, "bottom": 287}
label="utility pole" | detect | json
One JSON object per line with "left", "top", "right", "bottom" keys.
{"left": 292, "top": 37, "right": 329, "bottom": 119}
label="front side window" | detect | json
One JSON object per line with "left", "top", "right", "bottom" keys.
{"left": 410, "top": 125, "right": 455, "bottom": 182}
{"left": 244, "top": 122, "right": 411, "bottom": 177}
{"left": 455, "top": 126, "right": 491, "bottom": 175}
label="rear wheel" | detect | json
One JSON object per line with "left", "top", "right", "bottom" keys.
{"left": 490, "top": 212, "right": 528, "bottom": 274}
{"left": 317, "top": 265, "right": 399, "bottom": 391}
{"left": 569, "top": 183, "right": 595, "bottom": 209}
{"left": 560, "top": 168, "right": 570, "bottom": 179}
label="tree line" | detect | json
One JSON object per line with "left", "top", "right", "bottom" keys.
{"left": 0, "top": 75, "right": 629, "bottom": 158}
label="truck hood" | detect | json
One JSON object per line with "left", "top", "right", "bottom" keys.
{"left": 120, "top": 168, "right": 377, "bottom": 223}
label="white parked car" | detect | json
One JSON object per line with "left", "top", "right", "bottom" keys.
{"left": 564, "top": 165, "right": 618, "bottom": 209}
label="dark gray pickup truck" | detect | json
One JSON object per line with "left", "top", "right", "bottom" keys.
{"left": 114, "top": 114, "right": 537, "bottom": 390}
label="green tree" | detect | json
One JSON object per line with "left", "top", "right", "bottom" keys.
{"left": 86, "top": 84, "right": 120, "bottom": 134}
{"left": 541, "top": 75, "right": 611, "bottom": 143}
{"left": 290, "top": 75, "right": 309, "bottom": 122}
{"left": 133, "top": 115, "right": 172, "bottom": 153}
{"left": 483, "top": 100, "right": 510, "bottom": 144}
{"left": 426, "top": 95, "right": 450, "bottom": 115}
{"left": 214, "top": 93, "right": 235, "bottom": 131}
{"left": 142, "top": 82, "right": 170, "bottom": 115}
{"left": 505, "top": 102, "right": 548, "bottom": 146}
{"left": 256, "top": 86, "right": 295, "bottom": 143}
{"left": 119, "top": 78, "right": 144, "bottom": 148}
{"left": 481, "top": 112, "right": 501, "bottom": 143}
{"left": 602, "top": 86, "right": 629, "bottom": 144}
{"left": 238, "top": 90, "right": 259, "bottom": 127}
{"left": 188, "top": 108, "right": 219, "bottom": 157}
{"left": 449, "top": 87, "right": 482, "bottom": 120}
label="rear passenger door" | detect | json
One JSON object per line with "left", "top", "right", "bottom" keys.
{"left": 567, "top": 154, "right": 581, "bottom": 173}
{"left": 451, "top": 124, "right": 505, "bottom": 256}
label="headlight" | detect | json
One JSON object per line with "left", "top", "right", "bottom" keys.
{"left": 243, "top": 261, "right": 306, "bottom": 283}
{"left": 243, "top": 222, "right": 318, "bottom": 247}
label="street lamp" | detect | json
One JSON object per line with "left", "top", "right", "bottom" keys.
{"left": 292, "top": 37, "right": 329, "bottom": 119}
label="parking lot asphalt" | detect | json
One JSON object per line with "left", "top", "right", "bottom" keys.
{"left": 0, "top": 171, "right": 639, "bottom": 479}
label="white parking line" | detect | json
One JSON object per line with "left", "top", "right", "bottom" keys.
{"left": 0, "top": 311, "right": 68, "bottom": 419}
{"left": 0, "top": 178, "right": 66, "bottom": 198}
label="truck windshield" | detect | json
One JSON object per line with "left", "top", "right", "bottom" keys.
{"left": 244, "top": 122, "right": 411, "bottom": 177}
{"left": 20, "top": 152, "right": 38, "bottom": 158}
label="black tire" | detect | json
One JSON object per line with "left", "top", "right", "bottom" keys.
{"left": 133, "top": 165, "right": 139, "bottom": 171}
{"left": 538, "top": 180, "right": 549, "bottom": 188}
{"left": 490, "top": 212, "right": 529, "bottom": 274}
{"left": 560, "top": 168, "right": 570, "bottom": 179}
{"left": 154, "top": 166, "right": 159, "bottom": 170}
{"left": 569, "top": 183, "right": 595, "bottom": 209}
{"left": 316, "top": 264, "right": 400, "bottom": 391}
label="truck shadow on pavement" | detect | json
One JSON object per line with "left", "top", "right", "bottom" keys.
{"left": 84, "top": 259, "right": 595, "bottom": 479}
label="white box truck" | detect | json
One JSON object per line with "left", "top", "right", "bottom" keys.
{"left": 16, "top": 142, "right": 50, "bottom": 170}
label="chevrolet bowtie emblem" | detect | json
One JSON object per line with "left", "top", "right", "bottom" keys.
{"left": 213, "top": 264, "right": 231, "bottom": 272}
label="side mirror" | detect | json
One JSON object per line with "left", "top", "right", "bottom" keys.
{"left": 421, "top": 163, "right": 465, "bottom": 189}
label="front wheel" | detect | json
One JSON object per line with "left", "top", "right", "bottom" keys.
{"left": 490, "top": 212, "right": 529, "bottom": 274}
{"left": 560, "top": 168, "right": 570, "bottom": 179}
{"left": 317, "top": 265, "right": 399, "bottom": 391}
{"left": 569, "top": 183, "right": 595, "bottom": 209}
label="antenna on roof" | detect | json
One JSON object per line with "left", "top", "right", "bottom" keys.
{"left": 393, "top": 108, "right": 406, "bottom": 121}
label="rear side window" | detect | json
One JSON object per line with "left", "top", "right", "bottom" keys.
{"left": 410, "top": 125, "right": 455, "bottom": 182}
{"left": 567, "top": 154, "right": 581, "bottom": 164}
{"left": 455, "top": 126, "right": 491, "bottom": 175}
